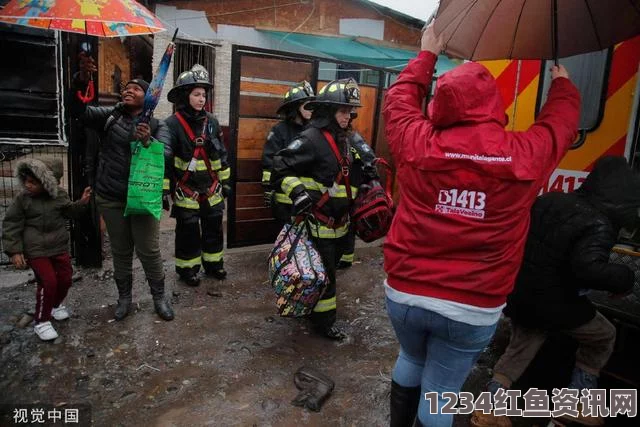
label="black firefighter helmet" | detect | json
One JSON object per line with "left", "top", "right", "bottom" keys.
{"left": 167, "top": 64, "right": 213, "bottom": 104}
{"left": 304, "top": 78, "right": 361, "bottom": 110}
{"left": 276, "top": 80, "right": 316, "bottom": 114}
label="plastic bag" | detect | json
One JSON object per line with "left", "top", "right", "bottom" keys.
{"left": 124, "top": 139, "right": 164, "bottom": 220}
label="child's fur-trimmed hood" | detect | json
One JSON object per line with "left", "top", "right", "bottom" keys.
{"left": 15, "top": 158, "right": 63, "bottom": 198}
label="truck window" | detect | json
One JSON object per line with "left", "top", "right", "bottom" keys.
{"left": 536, "top": 49, "right": 610, "bottom": 131}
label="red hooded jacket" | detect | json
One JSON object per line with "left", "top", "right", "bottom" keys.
{"left": 382, "top": 51, "right": 581, "bottom": 308}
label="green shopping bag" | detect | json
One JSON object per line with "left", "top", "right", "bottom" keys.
{"left": 124, "top": 139, "right": 164, "bottom": 220}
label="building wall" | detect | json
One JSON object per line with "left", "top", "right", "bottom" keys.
{"left": 98, "top": 38, "right": 131, "bottom": 95}
{"left": 151, "top": 31, "right": 175, "bottom": 120}
{"left": 160, "top": 0, "right": 421, "bottom": 46}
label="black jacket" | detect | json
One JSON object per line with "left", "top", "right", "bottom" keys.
{"left": 271, "top": 120, "right": 376, "bottom": 230}
{"left": 78, "top": 103, "right": 170, "bottom": 202}
{"left": 262, "top": 120, "right": 305, "bottom": 190}
{"left": 505, "top": 156, "right": 639, "bottom": 329}
{"left": 164, "top": 109, "right": 230, "bottom": 208}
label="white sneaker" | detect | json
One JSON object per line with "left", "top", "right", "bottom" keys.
{"left": 34, "top": 321, "right": 59, "bottom": 341}
{"left": 51, "top": 306, "right": 70, "bottom": 320}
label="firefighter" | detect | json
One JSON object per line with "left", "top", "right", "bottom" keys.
{"left": 272, "top": 78, "right": 377, "bottom": 340}
{"left": 262, "top": 81, "right": 315, "bottom": 228}
{"left": 165, "top": 65, "right": 231, "bottom": 287}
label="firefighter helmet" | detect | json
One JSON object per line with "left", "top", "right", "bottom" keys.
{"left": 276, "top": 81, "right": 315, "bottom": 114}
{"left": 304, "top": 78, "right": 361, "bottom": 110}
{"left": 167, "top": 64, "right": 213, "bottom": 103}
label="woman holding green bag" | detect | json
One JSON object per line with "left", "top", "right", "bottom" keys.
{"left": 74, "top": 55, "right": 174, "bottom": 322}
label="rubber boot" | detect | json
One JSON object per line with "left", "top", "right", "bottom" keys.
{"left": 114, "top": 276, "right": 132, "bottom": 321}
{"left": 390, "top": 380, "right": 421, "bottom": 427}
{"left": 291, "top": 366, "right": 335, "bottom": 412}
{"left": 148, "top": 277, "right": 174, "bottom": 321}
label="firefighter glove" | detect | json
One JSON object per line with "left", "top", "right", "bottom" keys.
{"left": 162, "top": 193, "right": 171, "bottom": 211}
{"left": 293, "top": 191, "right": 313, "bottom": 215}
{"left": 264, "top": 191, "right": 273, "bottom": 208}
{"left": 222, "top": 184, "right": 232, "bottom": 199}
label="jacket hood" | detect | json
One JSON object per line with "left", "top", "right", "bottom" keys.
{"left": 427, "top": 62, "right": 508, "bottom": 128}
{"left": 15, "top": 158, "right": 62, "bottom": 198}
{"left": 576, "top": 156, "right": 640, "bottom": 230}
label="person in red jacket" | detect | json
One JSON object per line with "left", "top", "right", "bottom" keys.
{"left": 382, "top": 25, "right": 581, "bottom": 427}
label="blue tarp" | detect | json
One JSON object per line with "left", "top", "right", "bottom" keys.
{"left": 259, "top": 30, "right": 459, "bottom": 75}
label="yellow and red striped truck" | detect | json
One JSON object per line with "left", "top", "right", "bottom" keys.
{"left": 483, "top": 35, "right": 640, "bottom": 194}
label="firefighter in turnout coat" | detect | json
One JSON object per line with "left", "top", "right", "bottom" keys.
{"left": 272, "top": 78, "right": 377, "bottom": 340}
{"left": 165, "top": 65, "right": 231, "bottom": 287}
{"left": 262, "top": 81, "right": 315, "bottom": 227}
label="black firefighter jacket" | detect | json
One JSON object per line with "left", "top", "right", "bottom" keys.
{"left": 262, "top": 120, "right": 305, "bottom": 191}
{"left": 164, "top": 109, "right": 230, "bottom": 212}
{"left": 77, "top": 102, "right": 170, "bottom": 203}
{"left": 271, "top": 121, "right": 377, "bottom": 239}
{"left": 505, "top": 156, "right": 639, "bottom": 330}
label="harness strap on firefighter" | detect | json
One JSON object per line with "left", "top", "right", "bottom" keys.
{"left": 312, "top": 130, "right": 352, "bottom": 229}
{"left": 174, "top": 111, "right": 220, "bottom": 201}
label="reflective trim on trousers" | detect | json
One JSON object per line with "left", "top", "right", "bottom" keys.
{"left": 175, "top": 256, "right": 201, "bottom": 269}
{"left": 313, "top": 296, "right": 337, "bottom": 313}
{"left": 202, "top": 251, "right": 223, "bottom": 263}
{"left": 274, "top": 192, "right": 293, "bottom": 204}
{"left": 340, "top": 252, "right": 354, "bottom": 263}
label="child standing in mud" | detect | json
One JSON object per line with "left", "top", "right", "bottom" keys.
{"left": 2, "top": 158, "right": 91, "bottom": 341}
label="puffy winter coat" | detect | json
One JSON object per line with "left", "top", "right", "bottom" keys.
{"left": 164, "top": 109, "right": 230, "bottom": 211}
{"left": 382, "top": 50, "right": 581, "bottom": 308}
{"left": 2, "top": 158, "right": 87, "bottom": 259}
{"left": 272, "top": 122, "right": 377, "bottom": 239}
{"left": 79, "top": 103, "right": 170, "bottom": 202}
{"left": 505, "top": 156, "right": 639, "bottom": 329}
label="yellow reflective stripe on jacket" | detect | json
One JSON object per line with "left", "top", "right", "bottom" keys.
{"left": 174, "top": 193, "right": 224, "bottom": 209}
{"left": 202, "top": 251, "right": 223, "bottom": 262}
{"left": 262, "top": 170, "right": 271, "bottom": 184}
{"left": 309, "top": 222, "right": 350, "bottom": 239}
{"left": 340, "top": 252, "right": 354, "bottom": 263}
{"left": 313, "top": 296, "right": 336, "bottom": 313}
{"left": 297, "top": 177, "right": 358, "bottom": 198}
{"left": 282, "top": 176, "right": 304, "bottom": 197}
{"left": 174, "top": 157, "right": 223, "bottom": 172}
{"left": 176, "top": 256, "right": 201, "bottom": 268}
{"left": 274, "top": 192, "right": 293, "bottom": 204}
{"left": 163, "top": 178, "right": 170, "bottom": 191}
{"left": 218, "top": 167, "right": 230, "bottom": 181}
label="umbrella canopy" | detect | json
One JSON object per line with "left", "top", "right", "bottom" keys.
{"left": 434, "top": 0, "right": 640, "bottom": 60}
{"left": 0, "top": 0, "right": 165, "bottom": 37}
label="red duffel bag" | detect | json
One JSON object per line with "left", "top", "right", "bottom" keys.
{"left": 350, "top": 158, "right": 394, "bottom": 242}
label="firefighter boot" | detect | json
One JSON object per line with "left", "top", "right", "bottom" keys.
{"left": 205, "top": 266, "right": 227, "bottom": 280}
{"left": 148, "top": 278, "right": 175, "bottom": 321}
{"left": 114, "top": 276, "right": 133, "bottom": 321}
{"left": 390, "top": 380, "right": 421, "bottom": 427}
{"left": 291, "top": 366, "right": 335, "bottom": 412}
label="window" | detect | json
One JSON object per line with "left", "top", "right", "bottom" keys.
{"left": 537, "top": 49, "right": 610, "bottom": 131}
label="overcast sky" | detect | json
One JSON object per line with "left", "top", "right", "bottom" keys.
{"left": 369, "top": 0, "right": 440, "bottom": 21}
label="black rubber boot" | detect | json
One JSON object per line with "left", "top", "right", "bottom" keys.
{"left": 114, "top": 277, "right": 133, "bottom": 321}
{"left": 148, "top": 277, "right": 174, "bottom": 321}
{"left": 291, "top": 366, "right": 335, "bottom": 412}
{"left": 180, "top": 273, "right": 200, "bottom": 287}
{"left": 206, "top": 268, "right": 227, "bottom": 280}
{"left": 390, "top": 380, "right": 421, "bottom": 427}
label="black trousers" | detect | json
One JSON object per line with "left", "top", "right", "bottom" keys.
{"left": 309, "top": 233, "right": 352, "bottom": 330}
{"left": 173, "top": 204, "right": 224, "bottom": 278}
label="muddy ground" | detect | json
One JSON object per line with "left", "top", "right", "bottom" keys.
{"left": 0, "top": 215, "right": 525, "bottom": 427}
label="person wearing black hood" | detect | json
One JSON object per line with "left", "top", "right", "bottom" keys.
{"left": 472, "top": 156, "right": 639, "bottom": 427}
{"left": 73, "top": 53, "right": 174, "bottom": 322}
{"left": 271, "top": 78, "right": 377, "bottom": 340}
{"left": 164, "top": 65, "right": 231, "bottom": 287}
{"left": 262, "top": 81, "right": 315, "bottom": 228}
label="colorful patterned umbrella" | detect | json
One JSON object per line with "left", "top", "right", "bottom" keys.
{"left": 139, "top": 29, "right": 177, "bottom": 125}
{"left": 0, "top": 0, "right": 166, "bottom": 37}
